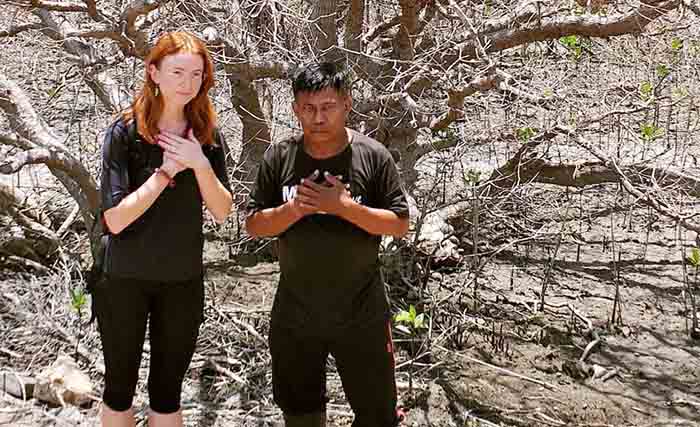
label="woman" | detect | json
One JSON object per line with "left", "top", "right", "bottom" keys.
{"left": 95, "top": 31, "right": 232, "bottom": 427}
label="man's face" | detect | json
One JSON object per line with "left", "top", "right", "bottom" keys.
{"left": 149, "top": 52, "right": 205, "bottom": 107}
{"left": 292, "top": 88, "right": 351, "bottom": 142}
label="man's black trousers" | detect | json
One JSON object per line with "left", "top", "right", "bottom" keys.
{"left": 270, "top": 312, "right": 400, "bottom": 427}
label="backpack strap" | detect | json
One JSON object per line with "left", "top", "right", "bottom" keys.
{"left": 86, "top": 119, "right": 142, "bottom": 323}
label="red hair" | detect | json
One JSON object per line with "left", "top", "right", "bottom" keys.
{"left": 123, "top": 31, "right": 217, "bottom": 146}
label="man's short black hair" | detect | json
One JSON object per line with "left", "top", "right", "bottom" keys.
{"left": 292, "top": 62, "right": 350, "bottom": 98}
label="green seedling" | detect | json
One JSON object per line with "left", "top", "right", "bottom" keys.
{"left": 639, "top": 81, "right": 654, "bottom": 101}
{"left": 640, "top": 123, "right": 664, "bottom": 142}
{"left": 656, "top": 64, "right": 670, "bottom": 79}
{"left": 516, "top": 127, "right": 536, "bottom": 143}
{"left": 70, "top": 287, "right": 87, "bottom": 315}
{"left": 395, "top": 304, "right": 427, "bottom": 335}
{"left": 464, "top": 169, "right": 481, "bottom": 186}
{"left": 671, "top": 38, "right": 684, "bottom": 52}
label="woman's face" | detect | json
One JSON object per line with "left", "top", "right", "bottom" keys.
{"left": 149, "top": 52, "right": 205, "bottom": 107}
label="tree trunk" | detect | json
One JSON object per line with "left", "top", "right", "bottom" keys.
{"left": 0, "top": 183, "right": 59, "bottom": 266}
{"left": 345, "top": 0, "right": 364, "bottom": 53}
{"left": 313, "top": 0, "right": 340, "bottom": 61}
{"left": 228, "top": 75, "right": 271, "bottom": 201}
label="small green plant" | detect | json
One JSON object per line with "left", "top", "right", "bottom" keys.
{"left": 671, "top": 37, "right": 684, "bottom": 52}
{"left": 673, "top": 86, "right": 689, "bottom": 100}
{"left": 559, "top": 35, "right": 584, "bottom": 60}
{"left": 691, "top": 41, "right": 700, "bottom": 57}
{"left": 395, "top": 304, "right": 427, "bottom": 335}
{"left": 70, "top": 287, "right": 87, "bottom": 315}
{"left": 639, "top": 81, "right": 654, "bottom": 101}
{"left": 464, "top": 169, "right": 481, "bottom": 186}
{"left": 688, "top": 248, "right": 700, "bottom": 267}
{"left": 516, "top": 127, "right": 536, "bottom": 143}
{"left": 433, "top": 128, "right": 458, "bottom": 147}
{"left": 656, "top": 64, "right": 670, "bottom": 79}
{"left": 484, "top": 0, "right": 493, "bottom": 16}
{"left": 640, "top": 123, "right": 664, "bottom": 142}
{"left": 69, "top": 287, "right": 87, "bottom": 357}
{"left": 395, "top": 305, "right": 429, "bottom": 395}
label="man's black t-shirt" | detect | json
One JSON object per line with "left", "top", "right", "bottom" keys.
{"left": 247, "top": 130, "right": 409, "bottom": 332}
{"left": 101, "top": 118, "right": 231, "bottom": 282}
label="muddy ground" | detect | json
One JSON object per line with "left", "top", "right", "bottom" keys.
{"left": 2, "top": 191, "right": 700, "bottom": 427}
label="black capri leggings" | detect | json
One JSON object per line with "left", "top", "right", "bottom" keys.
{"left": 93, "top": 274, "right": 204, "bottom": 414}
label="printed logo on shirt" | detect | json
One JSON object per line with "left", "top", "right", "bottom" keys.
{"left": 282, "top": 185, "right": 297, "bottom": 202}
{"left": 282, "top": 185, "right": 363, "bottom": 204}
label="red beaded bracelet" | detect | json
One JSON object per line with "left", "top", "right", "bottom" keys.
{"left": 155, "top": 168, "right": 176, "bottom": 188}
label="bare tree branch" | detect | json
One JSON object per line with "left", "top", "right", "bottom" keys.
{"left": 249, "top": 59, "right": 293, "bottom": 80}
{"left": 442, "top": 0, "right": 680, "bottom": 65}
{"left": 81, "top": 0, "right": 105, "bottom": 22}
{"left": 357, "top": 66, "right": 548, "bottom": 136}
{"left": 120, "top": 0, "right": 163, "bottom": 33}
{"left": 64, "top": 29, "right": 125, "bottom": 43}
{"left": 683, "top": 0, "right": 700, "bottom": 15}
{"left": 17, "top": 0, "right": 88, "bottom": 12}
{"left": 0, "top": 22, "right": 42, "bottom": 38}
{"left": 492, "top": 155, "right": 700, "bottom": 198}
{"left": 364, "top": 16, "right": 400, "bottom": 44}
{"left": 0, "top": 132, "right": 33, "bottom": 150}
{"left": 429, "top": 71, "right": 503, "bottom": 131}
{"left": 119, "top": 0, "right": 166, "bottom": 57}
{"left": 0, "top": 73, "right": 100, "bottom": 229}
{"left": 0, "top": 148, "right": 86, "bottom": 175}
{"left": 31, "top": 9, "right": 130, "bottom": 111}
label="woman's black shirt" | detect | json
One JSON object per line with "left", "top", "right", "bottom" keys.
{"left": 100, "top": 118, "right": 230, "bottom": 282}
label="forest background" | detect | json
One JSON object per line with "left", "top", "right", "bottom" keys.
{"left": 1, "top": 0, "right": 700, "bottom": 426}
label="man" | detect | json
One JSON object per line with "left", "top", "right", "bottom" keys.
{"left": 246, "top": 62, "right": 409, "bottom": 427}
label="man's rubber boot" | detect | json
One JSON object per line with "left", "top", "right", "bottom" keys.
{"left": 283, "top": 412, "right": 326, "bottom": 427}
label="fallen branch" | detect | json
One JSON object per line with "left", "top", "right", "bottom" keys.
{"left": 0, "top": 22, "right": 42, "bottom": 38}
{"left": 207, "top": 358, "right": 247, "bottom": 387}
{"left": 437, "top": 345, "right": 557, "bottom": 390}
{"left": 683, "top": 0, "right": 700, "bottom": 16}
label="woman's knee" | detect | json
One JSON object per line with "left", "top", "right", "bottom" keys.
{"left": 148, "top": 384, "right": 183, "bottom": 415}
{"left": 102, "top": 384, "right": 137, "bottom": 413}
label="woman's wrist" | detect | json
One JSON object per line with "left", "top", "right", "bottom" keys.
{"left": 158, "top": 164, "right": 177, "bottom": 178}
{"left": 155, "top": 167, "right": 176, "bottom": 187}
{"left": 193, "top": 155, "right": 212, "bottom": 172}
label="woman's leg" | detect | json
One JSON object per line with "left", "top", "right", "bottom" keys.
{"left": 94, "top": 277, "right": 150, "bottom": 427}
{"left": 147, "top": 409, "right": 183, "bottom": 427}
{"left": 100, "top": 405, "right": 136, "bottom": 427}
{"left": 146, "top": 276, "right": 205, "bottom": 426}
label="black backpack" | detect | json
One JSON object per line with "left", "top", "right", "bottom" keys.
{"left": 85, "top": 120, "right": 145, "bottom": 321}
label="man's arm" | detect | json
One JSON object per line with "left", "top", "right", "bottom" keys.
{"left": 306, "top": 173, "right": 409, "bottom": 237}
{"left": 246, "top": 170, "right": 321, "bottom": 237}
{"left": 338, "top": 201, "right": 409, "bottom": 238}
{"left": 245, "top": 202, "right": 302, "bottom": 237}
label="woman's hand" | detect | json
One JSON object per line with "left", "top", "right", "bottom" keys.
{"left": 157, "top": 129, "right": 211, "bottom": 171}
{"left": 160, "top": 152, "right": 186, "bottom": 177}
